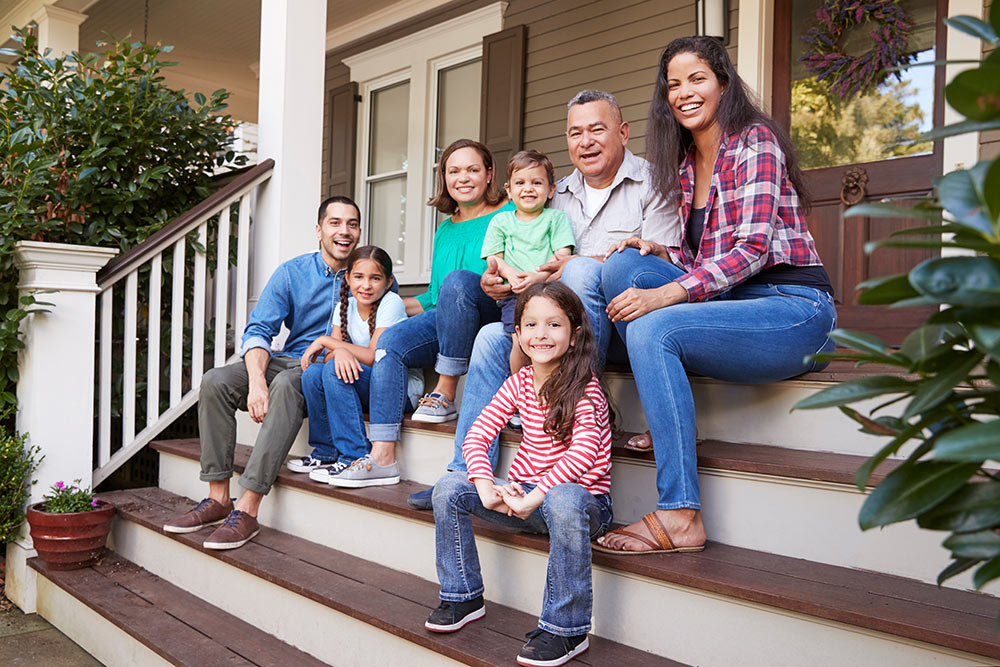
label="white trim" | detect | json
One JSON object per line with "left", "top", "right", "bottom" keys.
{"left": 942, "top": 0, "right": 984, "bottom": 174}
{"left": 326, "top": 0, "right": 453, "bottom": 52}
{"left": 29, "top": 4, "right": 86, "bottom": 26}
{"left": 736, "top": 0, "right": 774, "bottom": 110}
{"left": 347, "top": 3, "right": 502, "bottom": 284}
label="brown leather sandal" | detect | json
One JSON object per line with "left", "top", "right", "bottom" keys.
{"left": 593, "top": 512, "right": 706, "bottom": 555}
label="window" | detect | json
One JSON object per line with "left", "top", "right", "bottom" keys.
{"left": 344, "top": 3, "right": 502, "bottom": 284}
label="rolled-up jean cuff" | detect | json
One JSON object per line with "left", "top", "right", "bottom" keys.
{"left": 435, "top": 354, "right": 469, "bottom": 377}
{"left": 199, "top": 471, "right": 233, "bottom": 483}
{"left": 657, "top": 500, "right": 701, "bottom": 511}
{"left": 238, "top": 475, "right": 272, "bottom": 495}
{"left": 368, "top": 422, "right": 402, "bottom": 442}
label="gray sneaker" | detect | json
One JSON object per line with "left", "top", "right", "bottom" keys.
{"left": 411, "top": 392, "right": 457, "bottom": 423}
{"left": 326, "top": 455, "right": 400, "bottom": 488}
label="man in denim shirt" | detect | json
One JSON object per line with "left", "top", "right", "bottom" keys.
{"left": 163, "top": 196, "right": 362, "bottom": 549}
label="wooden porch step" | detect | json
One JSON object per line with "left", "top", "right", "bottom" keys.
{"left": 100, "top": 487, "right": 682, "bottom": 667}
{"left": 29, "top": 553, "right": 328, "bottom": 667}
{"left": 150, "top": 439, "right": 1000, "bottom": 660}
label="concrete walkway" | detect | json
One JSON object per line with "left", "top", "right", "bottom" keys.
{"left": 1, "top": 585, "right": 101, "bottom": 666}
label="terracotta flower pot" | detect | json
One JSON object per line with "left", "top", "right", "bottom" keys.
{"left": 26, "top": 499, "right": 116, "bottom": 570}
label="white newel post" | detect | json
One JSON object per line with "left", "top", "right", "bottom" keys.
{"left": 5, "top": 241, "right": 117, "bottom": 613}
{"left": 253, "top": 0, "right": 327, "bottom": 306}
{"left": 31, "top": 5, "right": 86, "bottom": 56}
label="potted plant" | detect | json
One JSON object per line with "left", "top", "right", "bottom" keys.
{"left": 26, "top": 480, "right": 115, "bottom": 570}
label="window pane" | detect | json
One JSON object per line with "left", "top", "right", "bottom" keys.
{"left": 435, "top": 60, "right": 481, "bottom": 163}
{"left": 368, "top": 177, "right": 407, "bottom": 269}
{"left": 370, "top": 81, "right": 410, "bottom": 175}
{"left": 790, "top": 0, "right": 936, "bottom": 170}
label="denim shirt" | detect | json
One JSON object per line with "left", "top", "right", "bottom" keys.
{"left": 241, "top": 251, "right": 344, "bottom": 359}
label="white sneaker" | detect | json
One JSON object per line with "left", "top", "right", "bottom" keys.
{"left": 327, "top": 455, "right": 400, "bottom": 488}
{"left": 286, "top": 455, "right": 336, "bottom": 473}
{"left": 308, "top": 460, "right": 351, "bottom": 483}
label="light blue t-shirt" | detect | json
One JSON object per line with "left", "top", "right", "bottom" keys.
{"left": 332, "top": 291, "right": 423, "bottom": 407}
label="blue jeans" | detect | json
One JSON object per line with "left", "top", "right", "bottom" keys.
{"left": 370, "top": 270, "right": 500, "bottom": 442}
{"left": 432, "top": 472, "right": 612, "bottom": 636}
{"left": 301, "top": 360, "right": 374, "bottom": 463}
{"left": 559, "top": 256, "right": 611, "bottom": 373}
{"left": 601, "top": 249, "right": 837, "bottom": 509}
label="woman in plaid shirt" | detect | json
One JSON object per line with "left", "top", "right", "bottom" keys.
{"left": 593, "top": 37, "right": 837, "bottom": 555}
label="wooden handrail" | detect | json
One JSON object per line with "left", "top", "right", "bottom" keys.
{"left": 97, "top": 159, "right": 275, "bottom": 287}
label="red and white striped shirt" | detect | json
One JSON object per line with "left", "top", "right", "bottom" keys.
{"left": 463, "top": 366, "right": 612, "bottom": 495}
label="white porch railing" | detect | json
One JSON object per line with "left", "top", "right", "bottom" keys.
{"left": 92, "top": 160, "right": 274, "bottom": 486}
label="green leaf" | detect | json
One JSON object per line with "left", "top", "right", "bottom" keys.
{"left": 921, "top": 118, "right": 1000, "bottom": 141}
{"left": 909, "top": 256, "right": 1000, "bottom": 307}
{"left": 793, "top": 376, "right": 914, "bottom": 411}
{"left": 938, "top": 558, "right": 978, "bottom": 586}
{"left": 944, "top": 16, "right": 999, "bottom": 44}
{"left": 985, "top": 157, "right": 1000, "bottom": 226}
{"left": 856, "top": 273, "right": 918, "bottom": 305}
{"left": 946, "top": 64, "right": 1000, "bottom": 122}
{"left": 899, "top": 324, "right": 962, "bottom": 363}
{"left": 903, "top": 353, "right": 982, "bottom": 420}
{"left": 993, "top": 1, "right": 1000, "bottom": 36}
{"left": 194, "top": 92, "right": 206, "bottom": 105}
{"left": 934, "top": 161, "right": 993, "bottom": 235}
{"left": 828, "top": 329, "right": 907, "bottom": 366}
{"left": 859, "top": 461, "right": 979, "bottom": 529}
{"left": 944, "top": 529, "right": 1000, "bottom": 560}
{"left": 933, "top": 420, "right": 1000, "bottom": 462}
{"left": 843, "top": 202, "right": 944, "bottom": 223}
{"left": 973, "top": 555, "right": 1000, "bottom": 590}
{"left": 839, "top": 406, "right": 900, "bottom": 436}
{"left": 919, "top": 482, "right": 1000, "bottom": 532}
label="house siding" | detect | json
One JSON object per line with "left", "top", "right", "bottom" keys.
{"left": 506, "top": 0, "right": 739, "bottom": 177}
{"left": 982, "top": 0, "right": 998, "bottom": 161}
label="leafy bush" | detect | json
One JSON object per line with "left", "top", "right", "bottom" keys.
{"left": 41, "top": 480, "right": 97, "bottom": 514}
{"left": 0, "top": 27, "right": 246, "bottom": 426}
{"left": 0, "top": 413, "right": 41, "bottom": 544}
{"left": 795, "top": 9, "right": 1000, "bottom": 595}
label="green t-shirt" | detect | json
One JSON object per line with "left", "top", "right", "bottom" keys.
{"left": 414, "top": 201, "right": 515, "bottom": 311}
{"left": 480, "top": 207, "right": 576, "bottom": 274}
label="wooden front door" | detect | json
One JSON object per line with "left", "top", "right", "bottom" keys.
{"left": 772, "top": 0, "right": 947, "bottom": 344}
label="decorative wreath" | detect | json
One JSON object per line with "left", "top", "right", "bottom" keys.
{"left": 799, "top": 0, "right": 915, "bottom": 98}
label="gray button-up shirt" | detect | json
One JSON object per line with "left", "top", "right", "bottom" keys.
{"left": 552, "top": 149, "right": 680, "bottom": 257}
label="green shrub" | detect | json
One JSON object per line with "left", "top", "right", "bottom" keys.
{"left": 0, "top": 27, "right": 246, "bottom": 427}
{"left": 795, "top": 9, "right": 1000, "bottom": 599}
{"left": 0, "top": 414, "right": 41, "bottom": 544}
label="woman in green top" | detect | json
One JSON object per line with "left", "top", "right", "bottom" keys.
{"left": 344, "top": 139, "right": 512, "bottom": 485}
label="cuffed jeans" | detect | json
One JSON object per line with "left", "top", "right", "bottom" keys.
{"left": 301, "top": 360, "right": 374, "bottom": 463}
{"left": 432, "top": 472, "right": 612, "bottom": 636}
{"left": 601, "top": 249, "right": 837, "bottom": 509}
{"left": 198, "top": 355, "right": 309, "bottom": 495}
{"left": 370, "top": 270, "right": 500, "bottom": 442}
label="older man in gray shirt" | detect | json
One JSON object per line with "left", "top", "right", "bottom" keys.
{"left": 408, "top": 90, "right": 679, "bottom": 508}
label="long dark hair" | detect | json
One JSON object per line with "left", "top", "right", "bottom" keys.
{"left": 338, "top": 245, "right": 393, "bottom": 343}
{"left": 647, "top": 36, "right": 809, "bottom": 209}
{"left": 427, "top": 138, "right": 506, "bottom": 214}
{"left": 513, "top": 282, "right": 615, "bottom": 444}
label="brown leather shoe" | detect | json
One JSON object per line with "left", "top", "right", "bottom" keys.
{"left": 163, "top": 497, "right": 233, "bottom": 534}
{"left": 202, "top": 510, "right": 260, "bottom": 550}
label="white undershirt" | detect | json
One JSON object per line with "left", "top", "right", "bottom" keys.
{"left": 582, "top": 182, "right": 613, "bottom": 219}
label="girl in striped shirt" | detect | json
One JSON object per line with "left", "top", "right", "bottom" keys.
{"left": 424, "top": 281, "right": 613, "bottom": 667}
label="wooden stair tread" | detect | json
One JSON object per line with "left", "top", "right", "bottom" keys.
{"left": 100, "top": 487, "right": 681, "bottom": 667}
{"left": 29, "top": 553, "right": 327, "bottom": 667}
{"left": 151, "top": 439, "right": 1000, "bottom": 659}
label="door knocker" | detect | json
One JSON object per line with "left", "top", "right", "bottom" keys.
{"left": 840, "top": 167, "right": 868, "bottom": 206}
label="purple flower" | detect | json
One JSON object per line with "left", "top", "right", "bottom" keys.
{"left": 55, "top": 481, "right": 64, "bottom": 489}
{"left": 90, "top": 500, "right": 98, "bottom": 507}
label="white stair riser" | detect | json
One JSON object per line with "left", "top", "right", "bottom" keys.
{"left": 160, "top": 447, "right": 991, "bottom": 593}
{"left": 107, "top": 521, "right": 462, "bottom": 667}
{"left": 35, "top": 575, "right": 170, "bottom": 667}
{"left": 116, "top": 494, "right": 991, "bottom": 667}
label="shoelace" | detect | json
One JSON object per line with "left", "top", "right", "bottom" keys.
{"left": 418, "top": 393, "right": 448, "bottom": 408}
{"left": 220, "top": 510, "right": 243, "bottom": 528}
{"left": 346, "top": 456, "right": 374, "bottom": 472}
{"left": 192, "top": 498, "right": 215, "bottom": 513}
{"left": 325, "top": 461, "right": 350, "bottom": 474}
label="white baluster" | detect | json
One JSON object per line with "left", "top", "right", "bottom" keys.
{"left": 191, "top": 223, "right": 208, "bottom": 387}
{"left": 146, "top": 254, "right": 162, "bottom": 426}
{"left": 123, "top": 272, "right": 138, "bottom": 446}
{"left": 170, "top": 239, "right": 185, "bottom": 407}
{"left": 235, "top": 193, "right": 251, "bottom": 349}
{"left": 215, "top": 204, "right": 231, "bottom": 367}
{"left": 99, "top": 287, "right": 113, "bottom": 467}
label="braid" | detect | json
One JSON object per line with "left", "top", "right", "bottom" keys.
{"left": 338, "top": 277, "right": 351, "bottom": 343}
{"left": 368, "top": 297, "right": 380, "bottom": 340}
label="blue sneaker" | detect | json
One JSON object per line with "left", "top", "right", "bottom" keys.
{"left": 408, "top": 487, "right": 433, "bottom": 510}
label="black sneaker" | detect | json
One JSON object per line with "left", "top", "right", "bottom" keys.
{"left": 517, "top": 629, "right": 589, "bottom": 667}
{"left": 286, "top": 455, "right": 335, "bottom": 473}
{"left": 424, "top": 596, "right": 485, "bottom": 632}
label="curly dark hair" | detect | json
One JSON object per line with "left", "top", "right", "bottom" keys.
{"left": 338, "top": 245, "right": 393, "bottom": 343}
{"left": 513, "top": 282, "right": 615, "bottom": 444}
{"left": 646, "top": 36, "right": 809, "bottom": 210}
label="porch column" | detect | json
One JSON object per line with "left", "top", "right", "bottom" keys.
{"left": 31, "top": 4, "right": 86, "bottom": 55}
{"left": 253, "top": 0, "right": 328, "bottom": 304}
{"left": 5, "top": 241, "right": 117, "bottom": 612}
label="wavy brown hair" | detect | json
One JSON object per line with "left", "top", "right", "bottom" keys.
{"left": 338, "top": 245, "right": 394, "bottom": 343}
{"left": 647, "top": 36, "right": 810, "bottom": 210}
{"left": 513, "top": 282, "right": 615, "bottom": 444}
{"left": 427, "top": 138, "right": 506, "bottom": 214}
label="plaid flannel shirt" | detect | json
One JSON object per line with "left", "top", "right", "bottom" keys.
{"left": 667, "top": 124, "right": 824, "bottom": 302}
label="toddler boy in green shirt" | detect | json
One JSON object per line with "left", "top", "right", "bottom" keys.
{"left": 481, "top": 150, "right": 575, "bottom": 375}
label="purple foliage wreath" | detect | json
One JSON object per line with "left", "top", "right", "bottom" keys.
{"left": 799, "top": 0, "right": 916, "bottom": 98}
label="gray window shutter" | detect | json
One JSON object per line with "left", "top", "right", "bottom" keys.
{"left": 327, "top": 81, "right": 358, "bottom": 198}
{"left": 479, "top": 25, "right": 526, "bottom": 170}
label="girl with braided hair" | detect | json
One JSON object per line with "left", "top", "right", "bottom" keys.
{"left": 299, "top": 246, "right": 423, "bottom": 487}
